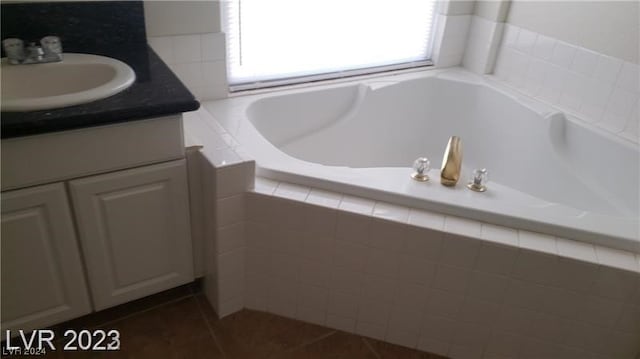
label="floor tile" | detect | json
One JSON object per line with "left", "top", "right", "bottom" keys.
{"left": 365, "top": 338, "right": 448, "bottom": 359}
{"left": 210, "top": 309, "right": 333, "bottom": 359}
{"left": 276, "top": 331, "right": 377, "bottom": 359}
{"left": 4, "top": 285, "right": 448, "bottom": 359}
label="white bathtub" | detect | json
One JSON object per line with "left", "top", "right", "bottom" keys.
{"left": 204, "top": 68, "right": 640, "bottom": 252}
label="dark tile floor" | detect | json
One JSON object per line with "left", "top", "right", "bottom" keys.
{"left": 6, "top": 283, "right": 447, "bottom": 359}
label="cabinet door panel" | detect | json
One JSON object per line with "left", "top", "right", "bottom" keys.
{"left": 1, "top": 183, "right": 92, "bottom": 331}
{"left": 70, "top": 160, "right": 194, "bottom": 310}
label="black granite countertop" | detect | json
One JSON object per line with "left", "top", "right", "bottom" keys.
{"left": 1, "top": 44, "right": 200, "bottom": 139}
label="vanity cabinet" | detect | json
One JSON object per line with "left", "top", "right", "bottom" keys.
{"left": 1, "top": 183, "right": 92, "bottom": 332}
{"left": 69, "top": 160, "right": 193, "bottom": 310}
{"left": 1, "top": 115, "right": 195, "bottom": 329}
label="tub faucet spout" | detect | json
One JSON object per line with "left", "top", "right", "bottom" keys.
{"left": 440, "top": 136, "right": 462, "bottom": 186}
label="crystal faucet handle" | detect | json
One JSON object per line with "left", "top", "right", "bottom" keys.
{"left": 2, "top": 38, "right": 25, "bottom": 63}
{"left": 411, "top": 157, "right": 431, "bottom": 182}
{"left": 467, "top": 168, "right": 489, "bottom": 192}
{"left": 41, "top": 36, "right": 63, "bottom": 57}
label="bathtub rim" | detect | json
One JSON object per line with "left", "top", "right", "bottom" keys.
{"left": 202, "top": 67, "right": 640, "bottom": 253}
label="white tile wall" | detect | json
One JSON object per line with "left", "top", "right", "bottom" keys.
{"left": 148, "top": 33, "right": 228, "bottom": 101}
{"left": 462, "top": 16, "right": 503, "bottom": 74}
{"left": 187, "top": 106, "right": 640, "bottom": 359}
{"left": 432, "top": 14, "right": 473, "bottom": 68}
{"left": 206, "top": 180, "right": 640, "bottom": 358}
{"left": 492, "top": 24, "right": 640, "bottom": 144}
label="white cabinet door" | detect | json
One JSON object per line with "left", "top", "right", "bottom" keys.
{"left": 1, "top": 183, "right": 92, "bottom": 332}
{"left": 69, "top": 160, "right": 194, "bottom": 310}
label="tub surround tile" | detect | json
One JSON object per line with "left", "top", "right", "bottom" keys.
{"left": 339, "top": 195, "right": 376, "bottom": 215}
{"left": 335, "top": 212, "right": 371, "bottom": 245}
{"left": 549, "top": 41, "right": 577, "bottom": 69}
{"left": 384, "top": 322, "right": 420, "bottom": 348}
{"left": 253, "top": 177, "right": 279, "bottom": 195}
{"left": 616, "top": 62, "right": 640, "bottom": 93}
{"left": 615, "top": 303, "right": 640, "bottom": 333}
{"left": 357, "top": 321, "right": 387, "bottom": 341}
{"left": 503, "top": 278, "right": 547, "bottom": 312}
{"left": 357, "top": 298, "right": 392, "bottom": 326}
{"left": 394, "top": 283, "right": 430, "bottom": 314}
{"left": 302, "top": 206, "right": 338, "bottom": 238}
{"left": 432, "top": 264, "right": 472, "bottom": 294}
{"left": 216, "top": 222, "right": 245, "bottom": 255}
{"left": 590, "top": 266, "right": 639, "bottom": 302}
{"left": 417, "top": 336, "right": 451, "bottom": 357}
{"left": 462, "top": 16, "right": 503, "bottom": 74}
{"left": 512, "top": 250, "right": 558, "bottom": 286}
{"left": 578, "top": 295, "right": 624, "bottom": 328}
{"left": 432, "top": 14, "right": 472, "bottom": 68}
{"left": 457, "top": 297, "right": 501, "bottom": 325}
{"left": 480, "top": 223, "right": 519, "bottom": 247}
{"left": 517, "top": 230, "right": 558, "bottom": 254}
{"left": 273, "top": 182, "right": 311, "bottom": 201}
{"left": 408, "top": 209, "right": 446, "bottom": 231}
{"left": 443, "top": 216, "right": 482, "bottom": 238}
{"left": 372, "top": 201, "right": 410, "bottom": 223}
{"left": 594, "top": 55, "right": 623, "bottom": 83}
{"left": 149, "top": 32, "right": 228, "bottom": 101}
{"left": 398, "top": 254, "right": 438, "bottom": 286}
{"left": 594, "top": 246, "right": 640, "bottom": 273}
{"left": 556, "top": 238, "right": 598, "bottom": 263}
{"left": 426, "top": 289, "right": 465, "bottom": 320}
{"left": 368, "top": 220, "right": 407, "bottom": 252}
{"left": 405, "top": 226, "right": 444, "bottom": 262}
{"left": 466, "top": 270, "right": 510, "bottom": 303}
{"left": 306, "top": 189, "right": 343, "bottom": 209}
{"left": 474, "top": 242, "right": 518, "bottom": 276}
{"left": 216, "top": 194, "right": 245, "bottom": 227}
{"left": 216, "top": 162, "right": 255, "bottom": 198}
{"left": 364, "top": 247, "right": 400, "bottom": 277}
{"left": 492, "top": 24, "right": 640, "bottom": 144}
{"left": 439, "top": 234, "right": 481, "bottom": 269}
{"left": 193, "top": 158, "right": 640, "bottom": 358}
{"left": 325, "top": 314, "right": 356, "bottom": 332}
{"left": 201, "top": 33, "right": 226, "bottom": 62}
{"left": 484, "top": 330, "right": 526, "bottom": 358}
{"left": 552, "top": 258, "right": 599, "bottom": 294}
{"left": 571, "top": 48, "right": 600, "bottom": 77}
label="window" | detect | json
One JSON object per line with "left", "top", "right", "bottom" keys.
{"left": 224, "top": 0, "right": 437, "bottom": 90}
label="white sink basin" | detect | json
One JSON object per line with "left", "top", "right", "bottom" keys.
{"left": 1, "top": 53, "right": 136, "bottom": 112}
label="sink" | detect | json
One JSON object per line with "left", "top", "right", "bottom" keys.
{"left": 1, "top": 53, "right": 136, "bottom": 112}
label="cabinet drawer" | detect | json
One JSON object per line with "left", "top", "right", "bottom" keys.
{"left": 1, "top": 116, "right": 184, "bottom": 191}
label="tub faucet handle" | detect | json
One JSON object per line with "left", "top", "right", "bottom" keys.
{"left": 467, "top": 168, "right": 489, "bottom": 192}
{"left": 411, "top": 157, "right": 431, "bottom": 182}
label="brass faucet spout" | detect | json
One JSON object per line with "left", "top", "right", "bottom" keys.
{"left": 440, "top": 136, "right": 462, "bottom": 186}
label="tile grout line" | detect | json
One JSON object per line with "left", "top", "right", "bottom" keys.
{"left": 193, "top": 293, "right": 229, "bottom": 359}
{"left": 275, "top": 329, "right": 338, "bottom": 356}
{"left": 361, "top": 336, "right": 383, "bottom": 359}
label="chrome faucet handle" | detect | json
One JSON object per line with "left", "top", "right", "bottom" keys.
{"left": 41, "top": 36, "right": 62, "bottom": 57}
{"left": 2, "top": 38, "right": 25, "bottom": 64}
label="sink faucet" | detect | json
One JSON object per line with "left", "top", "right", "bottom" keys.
{"left": 2, "top": 36, "right": 63, "bottom": 65}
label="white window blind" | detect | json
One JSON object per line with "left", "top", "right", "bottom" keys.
{"left": 224, "top": 0, "right": 437, "bottom": 90}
